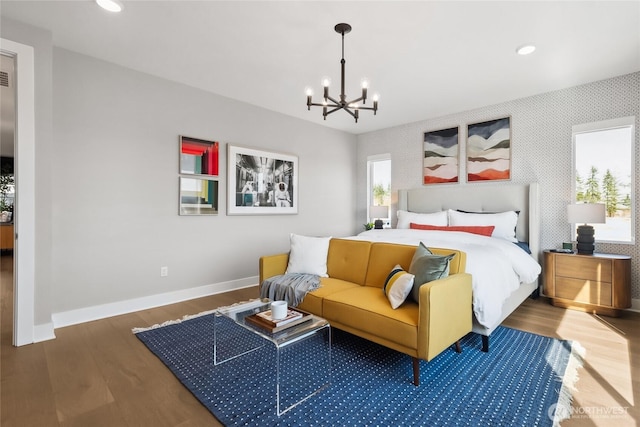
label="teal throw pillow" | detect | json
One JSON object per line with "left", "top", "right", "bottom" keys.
{"left": 408, "top": 242, "right": 454, "bottom": 303}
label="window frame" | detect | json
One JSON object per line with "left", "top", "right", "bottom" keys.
{"left": 367, "top": 153, "right": 391, "bottom": 224}
{"left": 571, "top": 116, "right": 636, "bottom": 244}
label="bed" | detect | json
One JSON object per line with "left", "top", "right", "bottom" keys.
{"left": 353, "top": 182, "right": 541, "bottom": 352}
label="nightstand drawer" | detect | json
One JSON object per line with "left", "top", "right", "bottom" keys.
{"left": 556, "top": 256, "right": 612, "bottom": 282}
{"left": 555, "top": 277, "right": 612, "bottom": 306}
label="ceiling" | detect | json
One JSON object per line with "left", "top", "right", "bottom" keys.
{"left": 1, "top": 1, "right": 639, "bottom": 137}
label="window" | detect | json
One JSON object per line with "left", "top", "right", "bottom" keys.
{"left": 367, "top": 154, "right": 391, "bottom": 226}
{"left": 572, "top": 116, "right": 635, "bottom": 243}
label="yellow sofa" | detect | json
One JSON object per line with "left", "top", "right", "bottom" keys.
{"left": 259, "top": 238, "right": 473, "bottom": 386}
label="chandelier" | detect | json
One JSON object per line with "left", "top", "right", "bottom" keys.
{"left": 306, "top": 23, "right": 379, "bottom": 123}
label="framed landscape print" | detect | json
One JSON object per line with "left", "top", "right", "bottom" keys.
{"left": 179, "top": 177, "right": 219, "bottom": 215}
{"left": 467, "top": 116, "right": 511, "bottom": 182}
{"left": 227, "top": 145, "right": 298, "bottom": 215}
{"left": 423, "top": 126, "right": 459, "bottom": 184}
{"left": 180, "top": 136, "right": 219, "bottom": 176}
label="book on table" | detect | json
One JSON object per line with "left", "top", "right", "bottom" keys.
{"left": 245, "top": 309, "right": 311, "bottom": 333}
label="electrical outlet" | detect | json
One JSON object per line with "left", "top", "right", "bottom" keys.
{"left": 160, "top": 266, "right": 168, "bottom": 277}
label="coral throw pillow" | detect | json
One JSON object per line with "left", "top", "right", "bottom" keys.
{"left": 410, "top": 223, "right": 495, "bottom": 237}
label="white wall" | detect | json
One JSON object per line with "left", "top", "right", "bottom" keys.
{"left": 3, "top": 17, "right": 356, "bottom": 332}
{"left": 50, "top": 48, "right": 357, "bottom": 318}
{"left": 357, "top": 72, "right": 640, "bottom": 301}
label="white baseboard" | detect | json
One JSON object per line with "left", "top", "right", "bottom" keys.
{"left": 33, "top": 322, "right": 56, "bottom": 343}
{"left": 52, "top": 276, "right": 258, "bottom": 329}
{"left": 46, "top": 283, "right": 640, "bottom": 333}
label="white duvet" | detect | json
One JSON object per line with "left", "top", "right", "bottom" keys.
{"left": 350, "top": 229, "right": 542, "bottom": 329}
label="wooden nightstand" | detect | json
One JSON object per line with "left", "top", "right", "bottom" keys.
{"left": 543, "top": 250, "right": 631, "bottom": 316}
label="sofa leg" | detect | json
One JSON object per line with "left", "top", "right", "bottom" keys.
{"left": 412, "top": 357, "right": 420, "bottom": 386}
{"left": 481, "top": 335, "right": 489, "bottom": 352}
{"left": 454, "top": 340, "right": 462, "bottom": 353}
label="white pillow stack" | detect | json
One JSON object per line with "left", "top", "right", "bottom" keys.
{"left": 394, "top": 208, "right": 519, "bottom": 242}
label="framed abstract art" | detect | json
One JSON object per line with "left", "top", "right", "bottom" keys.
{"left": 180, "top": 136, "right": 219, "bottom": 176}
{"left": 423, "top": 126, "right": 459, "bottom": 184}
{"left": 179, "top": 177, "right": 219, "bottom": 215}
{"left": 467, "top": 117, "right": 511, "bottom": 182}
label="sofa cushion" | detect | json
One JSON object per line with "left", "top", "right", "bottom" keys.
{"left": 286, "top": 233, "right": 331, "bottom": 277}
{"left": 296, "top": 277, "right": 361, "bottom": 315}
{"left": 323, "top": 287, "right": 419, "bottom": 350}
{"left": 383, "top": 265, "right": 415, "bottom": 309}
{"left": 409, "top": 242, "right": 454, "bottom": 303}
{"left": 326, "top": 239, "right": 372, "bottom": 285}
{"left": 365, "top": 243, "right": 417, "bottom": 288}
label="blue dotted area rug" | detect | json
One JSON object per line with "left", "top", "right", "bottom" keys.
{"left": 134, "top": 311, "right": 584, "bottom": 426}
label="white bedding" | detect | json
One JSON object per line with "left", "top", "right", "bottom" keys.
{"left": 350, "top": 229, "right": 542, "bottom": 329}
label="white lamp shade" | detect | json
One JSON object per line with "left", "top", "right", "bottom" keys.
{"left": 567, "top": 203, "right": 606, "bottom": 224}
{"left": 370, "top": 205, "right": 389, "bottom": 219}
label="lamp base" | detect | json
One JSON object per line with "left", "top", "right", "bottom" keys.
{"left": 374, "top": 219, "right": 383, "bottom": 229}
{"left": 576, "top": 224, "right": 595, "bottom": 255}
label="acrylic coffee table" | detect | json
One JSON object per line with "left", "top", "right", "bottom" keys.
{"left": 213, "top": 299, "right": 331, "bottom": 415}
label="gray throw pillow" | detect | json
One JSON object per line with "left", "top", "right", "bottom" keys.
{"left": 408, "top": 242, "right": 454, "bottom": 303}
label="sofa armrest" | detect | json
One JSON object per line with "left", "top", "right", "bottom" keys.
{"left": 417, "top": 273, "right": 473, "bottom": 361}
{"left": 259, "top": 253, "right": 289, "bottom": 286}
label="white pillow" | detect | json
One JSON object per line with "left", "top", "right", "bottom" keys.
{"left": 285, "top": 234, "right": 331, "bottom": 277}
{"left": 383, "top": 265, "right": 415, "bottom": 309}
{"left": 397, "top": 210, "right": 448, "bottom": 229}
{"left": 448, "top": 209, "right": 518, "bottom": 242}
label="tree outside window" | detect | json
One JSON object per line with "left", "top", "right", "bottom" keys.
{"left": 573, "top": 118, "right": 634, "bottom": 243}
{"left": 372, "top": 182, "right": 390, "bottom": 206}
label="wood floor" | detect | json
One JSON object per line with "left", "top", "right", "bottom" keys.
{"left": 1, "top": 254, "right": 638, "bottom": 426}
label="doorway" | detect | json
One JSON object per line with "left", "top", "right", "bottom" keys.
{"left": 0, "top": 53, "right": 16, "bottom": 347}
{"left": 1, "top": 38, "right": 36, "bottom": 346}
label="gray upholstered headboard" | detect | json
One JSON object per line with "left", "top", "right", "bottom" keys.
{"left": 397, "top": 183, "right": 540, "bottom": 260}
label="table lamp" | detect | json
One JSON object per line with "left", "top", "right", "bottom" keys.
{"left": 370, "top": 205, "right": 389, "bottom": 230}
{"left": 567, "top": 203, "right": 606, "bottom": 254}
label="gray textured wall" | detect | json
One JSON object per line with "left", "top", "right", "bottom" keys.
{"left": 357, "top": 72, "right": 640, "bottom": 302}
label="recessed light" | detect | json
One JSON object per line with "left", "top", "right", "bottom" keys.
{"left": 96, "top": 0, "right": 123, "bottom": 13}
{"left": 516, "top": 45, "right": 536, "bottom": 55}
